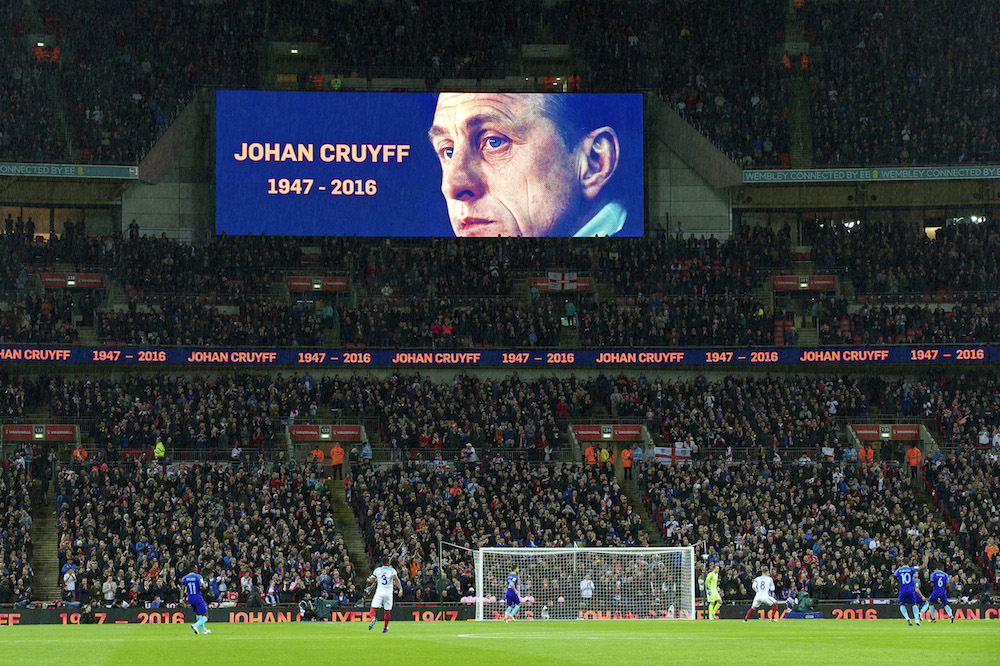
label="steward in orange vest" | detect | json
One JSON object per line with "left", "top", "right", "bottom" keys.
{"left": 330, "top": 443, "right": 345, "bottom": 480}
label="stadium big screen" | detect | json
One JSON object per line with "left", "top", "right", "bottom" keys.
{"left": 215, "top": 91, "right": 644, "bottom": 237}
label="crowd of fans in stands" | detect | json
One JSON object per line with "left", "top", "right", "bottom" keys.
{"left": 878, "top": 373, "right": 1000, "bottom": 449}
{"left": 0, "top": 374, "right": 28, "bottom": 423}
{"left": 0, "top": 294, "right": 78, "bottom": 345}
{"left": 371, "top": 374, "right": 575, "bottom": 463}
{"left": 600, "top": 374, "right": 874, "bottom": 458}
{"left": 338, "top": 297, "right": 562, "bottom": 348}
{"left": 804, "top": 1, "right": 1000, "bottom": 167}
{"left": 352, "top": 460, "right": 646, "bottom": 603}
{"left": 580, "top": 294, "right": 775, "bottom": 347}
{"left": 644, "top": 459, "right": 986, "bottom": 601}
{"left": 0, "top": 459, "right": 36, "bottom": 607}
{"left": 32, "top": 369, "right": 988, "bottom": 466}
{"left": 42, "top": 373, "right": 311, "bottom": 461}
{"left": 97, "top": 295, "right": 323, "bottom": 348}
{"left": 50, "top": 0, "right": 258, "bottom": 163}
{"left": 56, "top": 461, "right": 358, "bottom": 607}
{"left": 813, "top": 222, "right": 1000, "bottom": 296}
{"left": 0, "top": 29, "right": 65, "bottom": 163}
{"left": 4, "top": 0, "right": 1000, "bottom": 169}
{"left": 811, "top": 292, "right": 1000, "bottom": 346}
{"left": 22, "top": 221, "right": 1000, "bottom": 349}
{"left": 925, "top": 449, "right": 1000, "bottom": 587}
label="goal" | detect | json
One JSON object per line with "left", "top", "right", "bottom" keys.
{"left": 474, "top": 546, "right": 695, "bottom": 621}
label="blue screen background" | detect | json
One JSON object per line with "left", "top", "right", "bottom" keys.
{"left": 215, "top": 90, "right": 643, "bottom": 237}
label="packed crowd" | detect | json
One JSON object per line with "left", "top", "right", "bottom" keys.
{"left": 574, "top": 0, "right": 788, "bottom": 167}
{"left": 0, "top": 459, "right": 36, "bottom": 606}
{"left": 370, "top": 374, "right": 576, "bottom": 463}
{"left": 49, "top": 0, "right": 257, "bottom": 163}
{"left": 579, "top": 295, "right": 776, "bottom": 347}
{"left": 25, "top": 231, "right": 300, "bottom": 302}
{"left": 643, "top": 459, "right": 986, "bottom": 601}
{"left": 0, "top": 29, "right": 65, "bottom": 163}
{"left": 0, "top": 373, "right": 29, "bottom": 423}
{"left": 0, "top": 233, "right": 30, "bottom": 296}
{"left": 812, "top": 222, "right": 1000, "bottom": 296}
{"left": 925, "top": 450, "right": 1000, "bottom": 586}
{"left": 815, "top": 296, "right": 1000, "bottom": 346}
{"left": 32, "top": 370, "right": 906, "bottom": 464}
{"left": 0, "top": 293, "right": 78, "bottom": 345}
{"left": 0, "top": 225, "right": 808, "bottom": 350}
{"left": 96, "top": 296, "right": 323, "bottom": 347}
{"left": 604, "top": 226, "right": 790, "bottom": 296}
{"left": 338, "top": 297, "right": 562, "bottom": 348}
{"left": 266, "top": 0, "right": 531, "bottom": 80}
{"left": 878, "top": 373, "right": 1000, "bottom": 448}
{"left": 804, "top": 0, "right": 1000, "bottom": 167}
{"left": 56, "top": 461, "right": 358, "bottom": 607}
{"left": 352, "top": 460, "right": 647, "bottom": 603}
{"left": 602, "top": 373, "right": 875, "bottom": 456}
{"left": 6, "top": 0, "right": 1000, "bottom": 169}
{"left": 42, "top": 373, "right": 312, "bottom": 461}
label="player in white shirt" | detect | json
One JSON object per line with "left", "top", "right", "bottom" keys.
{"left": 367, "top": 557, "right": 403, "bottom": 634}
{"left": 743, "top": 567, "right": 783, "bottom": 622}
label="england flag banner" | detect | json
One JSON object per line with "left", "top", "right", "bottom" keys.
{"left": 547, "top": 272, "right": 580, "bottom": 291}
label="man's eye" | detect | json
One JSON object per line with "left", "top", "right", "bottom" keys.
{"left": 484, "top": 136, "right": 507, "bottom": 150}
{"left": 441, "top": 147, "right": 454, "bottom": 159}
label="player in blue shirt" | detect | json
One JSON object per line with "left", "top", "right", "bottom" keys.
{"left": 181, "top": 565, "right": 211, "bottom": 635}
{"left": 503, "top": 566, "right": 521, "bottom": 623}
{"left": 893, "top": 563, "right": 926, "bottom": 626}
{"left": 920, "top": 564, "right": 955, "bottom": 623}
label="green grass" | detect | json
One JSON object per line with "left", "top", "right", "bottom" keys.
{"left": 2, "top": 619, "right": 999, "bottom": 665}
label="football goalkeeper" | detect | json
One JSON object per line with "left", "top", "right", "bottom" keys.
{"left": 705, "top": 564, "right": 723, "bottom": 620}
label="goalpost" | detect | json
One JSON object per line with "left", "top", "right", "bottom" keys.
{"left": 474, "top": 546, "right": 695, "bottom": 621}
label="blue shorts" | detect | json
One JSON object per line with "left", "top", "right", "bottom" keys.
{"left": 505, "top": 590, "right": 520, "bottom": 606}
{"left": 189, "top": 596, "right": 208, "bottom": 615}
{"left": 897, "top": 590, "right": 922, "bottom": 606}
{"left": 927, "top": 590, "right": 948, "bottom": 605}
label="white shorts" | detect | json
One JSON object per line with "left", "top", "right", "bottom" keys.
{"left": 751, "top": 595, "right": 777, "bottom": 609}
{"left": 371, "top": 590, "right": 394, "bottom": 610}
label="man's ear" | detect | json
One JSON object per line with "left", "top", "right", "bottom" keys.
{"left": 578, "top": 127, "right": 619, "bottom": 200}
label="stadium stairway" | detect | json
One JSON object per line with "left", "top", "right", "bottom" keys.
{"left": 270, "top": 279, "right": 291, "bottom": 306}
{"left": 621, "top": 473, "right": 667, "bottom": 548}
{"left": 23, "top": 4, "right": 80, "bottom": 161}
{"left": 31, "top": 484, "right": 63, "bottom": 602}
{"left": 784, "top": 12, "right": 814, "bottom": 169}
{"left": 788, "top": 78, "right": 813, "bottom": 169}
{"left": 76, "top": 325, "right": 97, "bottom": 346}
{"left": 750, "top": 283, "right": 774, "bottom": 313}
{"left": 325, "top": 477, "right": 373, "bottom": 583}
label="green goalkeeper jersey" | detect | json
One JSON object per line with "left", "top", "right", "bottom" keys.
{"left": 705, "top": 571, "right": 719, "bottom": 594}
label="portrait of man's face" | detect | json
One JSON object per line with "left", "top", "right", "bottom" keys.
{"left": 429, "top": 93, "right": 619, "bottom": 238}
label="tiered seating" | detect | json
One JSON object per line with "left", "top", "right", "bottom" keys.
{"left": 56, "top": 461, "right": 356, "bottom": 606}
{"left": 352, "top": 460, "right": 646, "bottom": 602}
{"left": 0, "top": 460, "right": 35, "bottom": 606}
{"left": 803, "top": 0, "right": 1000, "bottom": 167}
{"left": 924, "top": 450, "right": 1000, "bottom": 594}
{"left": 642, "top": 459, "right": 981, "bottom": 599}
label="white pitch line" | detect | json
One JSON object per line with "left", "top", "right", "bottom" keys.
{"left": 457, "top": 634, "right": 851, "bottom": 640}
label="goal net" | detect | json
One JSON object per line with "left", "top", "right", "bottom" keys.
{"left": 474, "top": 546, "right": 694, "bottom": 621}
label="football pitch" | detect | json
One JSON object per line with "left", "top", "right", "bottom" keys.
{"left": 2, "top": 620, "right": 998, "bottom": 665}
